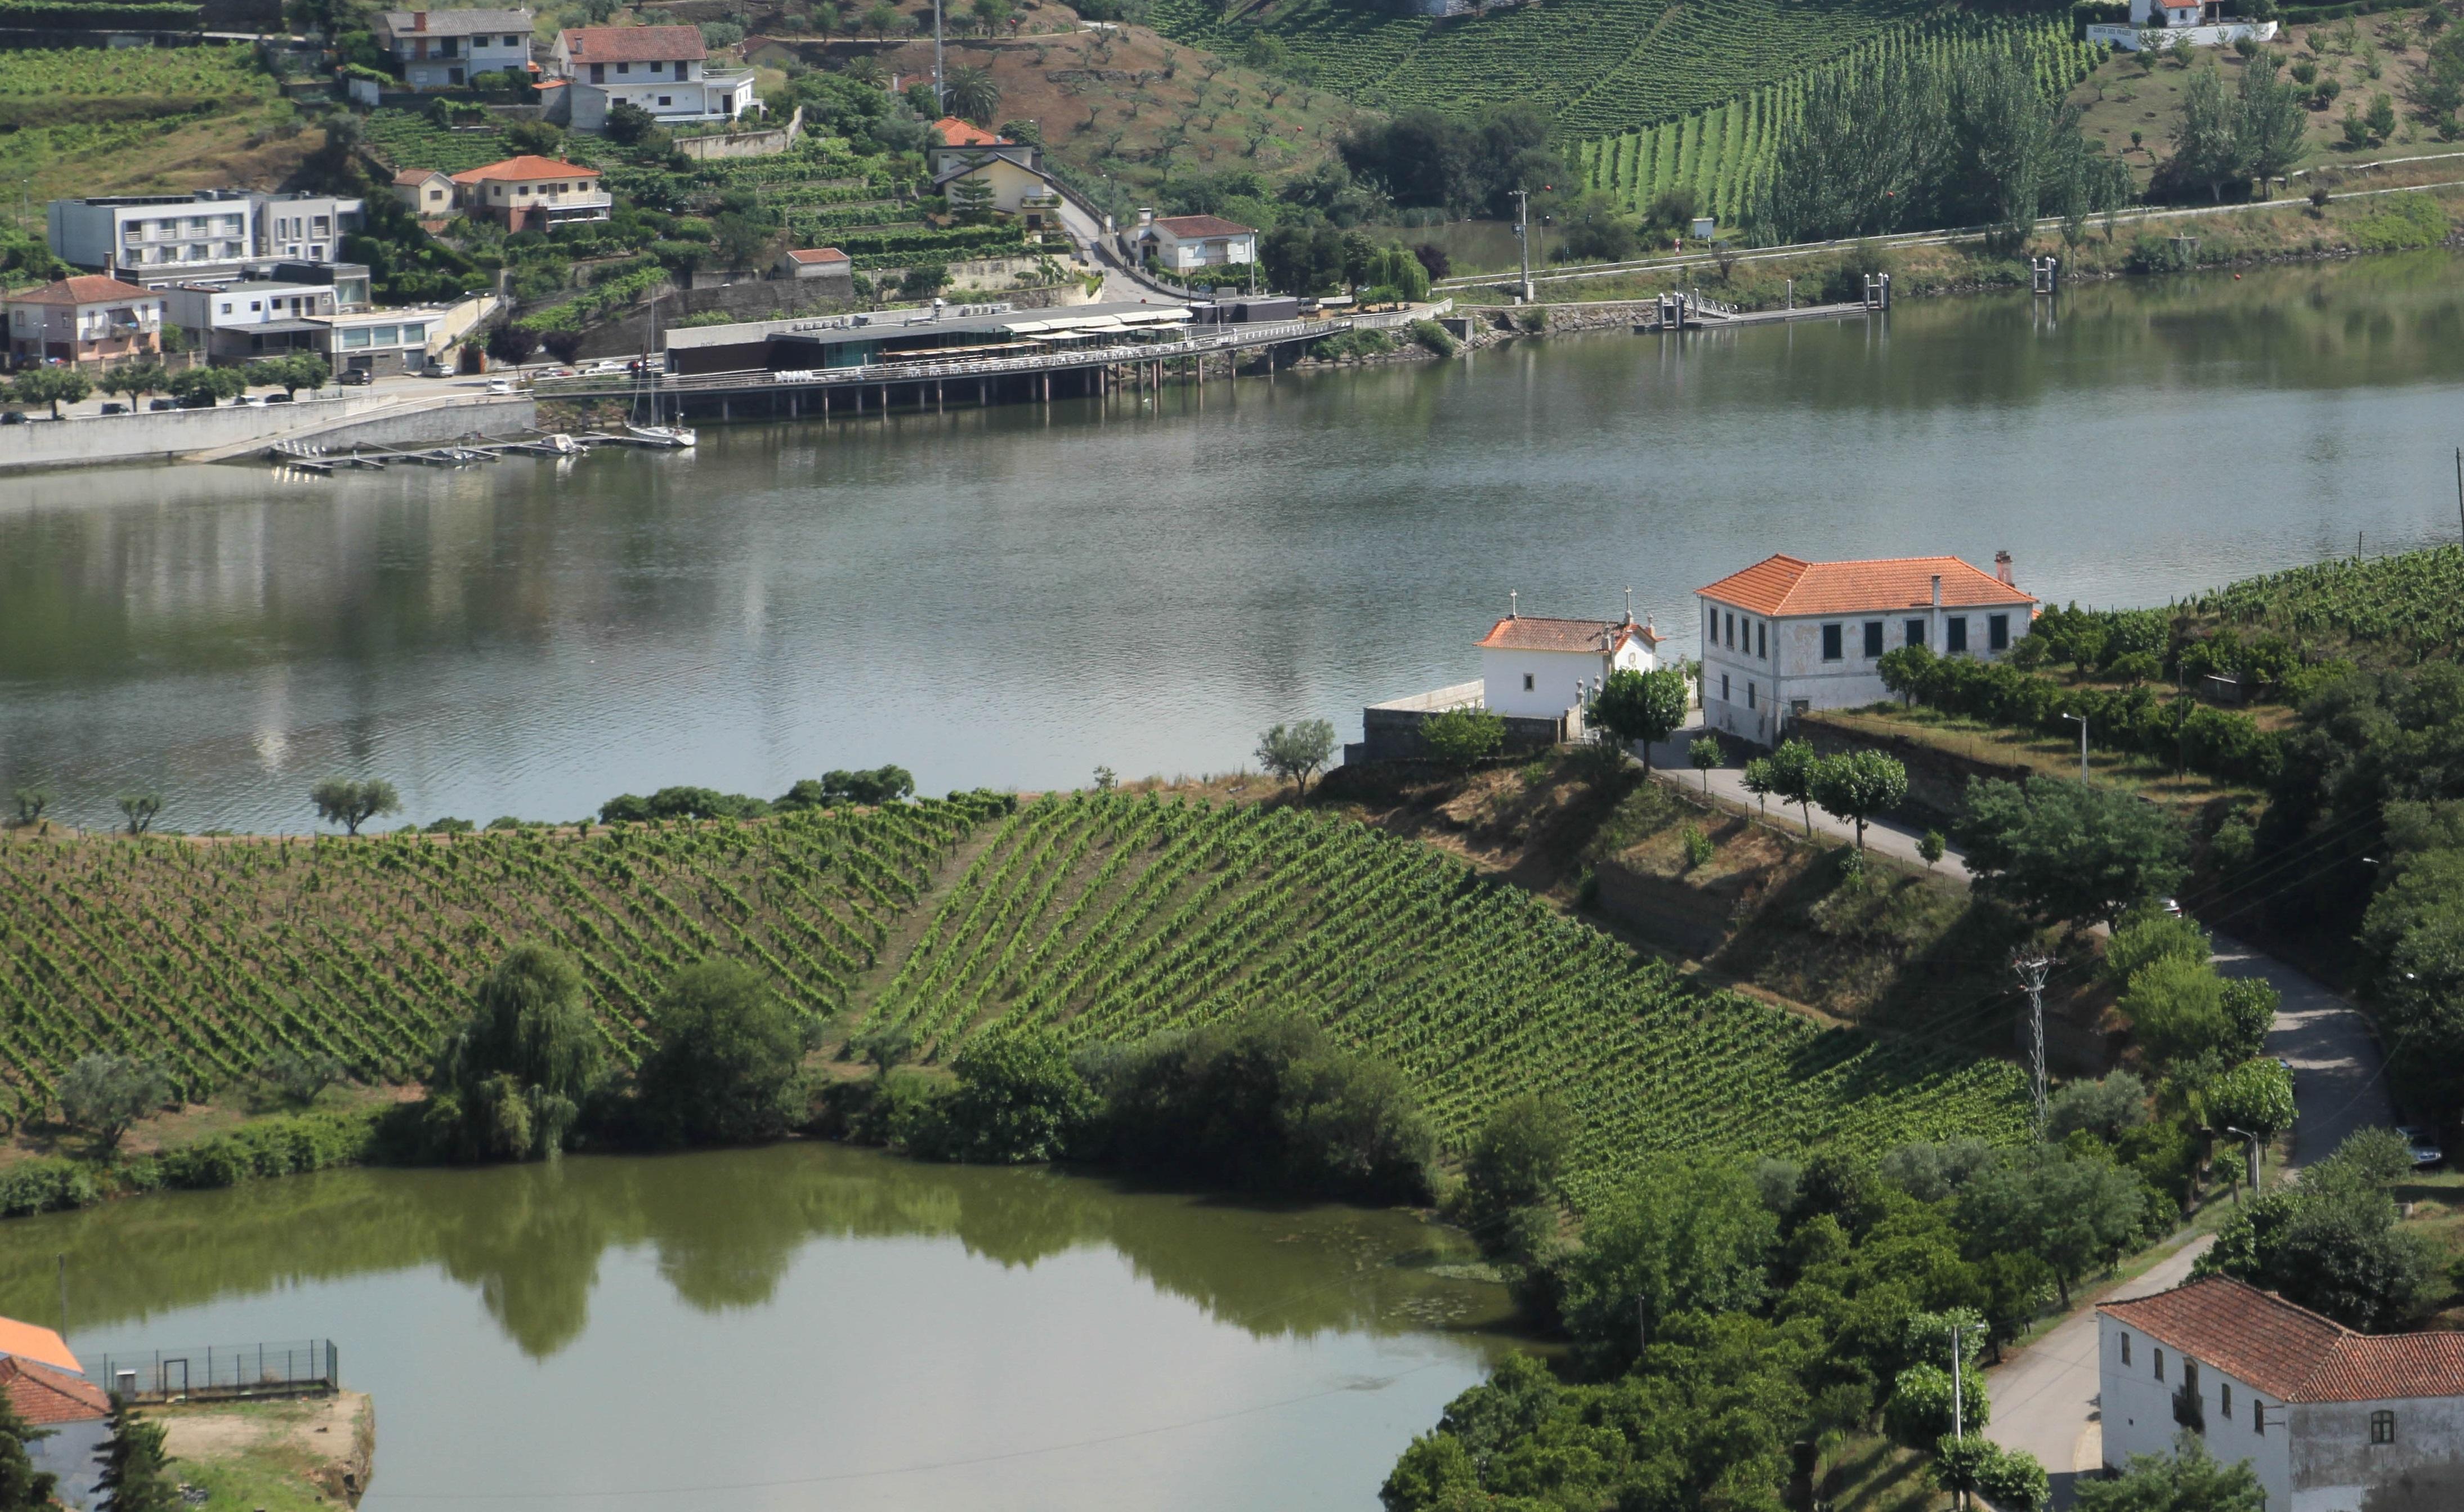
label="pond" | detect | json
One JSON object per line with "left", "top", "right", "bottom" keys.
{"left": 0, "top": 1144, "right": 1522, "bottom": 1510}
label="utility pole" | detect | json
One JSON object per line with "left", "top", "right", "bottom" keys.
{"left": 933, "top": 0, "right": 945, "bottom": 114}
{"left": 2012, "top": 950, "right": 2054, "bottom": 1138}
{"left": 1510, "top": 188, "right": 1532, "bottom": 303}
{"left": 2061, "top": 711, "right": 2089, "bottom": 782}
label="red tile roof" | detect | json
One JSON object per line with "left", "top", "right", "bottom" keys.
{"left": 784, "top": 248, "right": 849, "bottom": 264}
{"left": 0, "top": 1357, "right": 108, "bottom": 1426}
{"left": 2101, "top": 1277, "right": 2464, "bottom": 1403}
{"left": 0, "top": 1319, "right": 80, "bottom": 1375}
{"left": 560, "top": 24, "right": 705, "bottom": 63}
{"left": 932, "top": 117, "right": 1005, "bottom": 146}
{"left": 1696, "top": 554, "right": 2034, "bottom": 618}
{"left": 451, "top": 155, "right": 601, "bottom": 185}
{"left": 7, "top": 274, "right": 155, "bottom": 307}
{"left": 1476, "top": 615, "right": 1660, "bottom": 654}
{"left": 1151, "top": 213, "right": 1254, "bottom": 239}
{"left": 392, "top": 168, "right": 450, "bottom": 186}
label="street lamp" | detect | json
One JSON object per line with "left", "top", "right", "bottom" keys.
{"left": 1949, "top": 1319, "right": 1988, "bottom": 1510}
{"left": 2224, "top": 1125, "right": 2263, "bottom": 1200}
{"left": 2060, "top": 711, "right": 2089, "bottom": 781}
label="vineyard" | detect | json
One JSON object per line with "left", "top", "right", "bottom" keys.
{"left": 0, "top": 797, "right": 1007, "bottom": 1133}
{"left": 1572, "top": 14, "right": 2101, "bottom": 224}
{"left": 0, "top": 43, "right": 269, "bottom": 128}
{"left": 1145, "top": 0, "right": 1948, "bottom": 138}
{"left": 361, "top": 110, "right": 514, "bottom": 175}
{"left": 2193, "top": 544, "right": 2464, "bottom": 661}
{"left": 848, "top": 793, "right": 2028, "bottom": 1202}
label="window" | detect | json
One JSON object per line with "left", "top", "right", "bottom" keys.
{"left": 1756, "top": 621, "right": 1767, "bottom": 660}
{"left": 1721, "top": 674, "right": 1730, "bottom": 704}
{"left": 2253, "top": 1397, "right": 2265, "bottom": 1435}
{"left": 1747, "top": 682, "right": 1756, "bottom": 710}
{"left": 617, "top": 60, "right": 630, "bottom": 74}
{"left": 1522, "top": 673, "right": 1534, "bottom": 692}
{"left": 650, "top": 59, "right": 664, "bottom": 73}
{"left": 249, "top": 301, "right": 262, "bottom": 312}
{"left": 591, "top": 62, "right": 606, "bottom": 82}
{"left": 1946, "top": 616, "right": 1968, "bottom": 654}
{"left": 2154, "top": 1348, "right": 2165, "bottom": 1383}
{"left": 2372, "top": 1410, "right": 2395, "bottom": 1445}
{"left": 1904, "top": 618, "right": 1925, "bottom": 648}
{"left": 1863, "top": 621, "right": 1884, "bottom": 658}
{"left": 1725, "top": 612, "right": 1735, "bottom": 650}
{"left": 2220, "top": 1382, "right": 2232, "bottom": 1417}
{"left": 2121, "top": 1334, "right": 2132, "bottom": 1367}
{"left": 401, "top": 323, "right": 425, "bottom": 343}
{"left": 218, "top": 302, "right": 231, "bottom": 315}
{"left": 657, "top": 95, "right": 672, "bottom": 106}
{"left": 504, "top": 33, "right": 520, "bottom": 44}
{"left": 1706, "top": 606, "right": 1716, "bottom": 646}
{"left": 1822, "top": 624, "right": 1843, "bottom": 661}
{"left": 341, "top": 327, "right": 370, "bottom": 348}
{"left": 1988, "top": 613, "right": 2010, "bottom": 652}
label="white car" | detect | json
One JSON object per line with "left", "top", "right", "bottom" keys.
{"left": 486, "top": 378, "right": 515, "bottom": 395}
{"left": 2398, "top": 1124, "right": 2444, "bottom": 1168}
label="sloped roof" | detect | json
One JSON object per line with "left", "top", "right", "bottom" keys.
{"left": 451, "top": 155, "right": 600, "bottom": 184}
{"left": 560, "top": 24, "right": 705, "bottom": 62}
{"left": 392, "top": 167, "right": 451, "bottom": 186}
{"left": 381, "top": 8, "right": 533, "bottom": 35}
{"left": 7, "top": 274, "right": 155, "bottom": 307}
{"left": 2101, "top": 1277, "right": 2464, "bottom": 1403}
{"left": 784, "top": 248, "right": 849, "bottom": 264}
{"left": 1697, "top": 554, "right": 2034, "bottom": 618}
{"left": 0, "top": 1318, "right": 81, "bottom": 1375}
{"left": 932, "top": 117, "right": 1005, "bottom": 146}
{"left": 1477, "top": 615, "right": 1659, "bottom": 655}
{"left": 0, "top": 1357, "right": 108, "bottom": 1426}
{"left": 1151, "top": 213, "right": 1253, "bottom": 238}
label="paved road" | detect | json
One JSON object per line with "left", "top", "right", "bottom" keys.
{"left": 1639, "top": 723, "right": 1976, "bottom": 882}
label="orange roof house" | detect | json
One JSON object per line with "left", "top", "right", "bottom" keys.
{"left": 0, "top": 1317, "right": 83, "bottom": 1376}
{"left": 4, "top": 274, "right": 163, "bottom": 367}
{"left": 1477, "top": 605, "right": 1661, "bottom": 719}
{"left": 1694, "top": 551, "right": 2035, "bottom": 744}
{"left": 448, "top": 157, "right": 609, "bottom": 230}
{"left": 931, "top": 116, "right": 1005, "bottom": 146}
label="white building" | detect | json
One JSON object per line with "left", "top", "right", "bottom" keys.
{"left": 159, "top": 278, "right": 341, "bottom": 361}
{"left": 1141, "top": 213, "right": 1257, "bottom": 272}
{"left": 1694, "top": 551, "right": 2036, "bottom": 745}
{"left": 776, "top": 247, "right": 852, "bottom": 281}
{"left": 1475, "top": 606, "right": 1660, "bottom": 719}
{"left": 256, "top": 194, "right": 364, "bottom": 263}
{"left": 448, "top": 155, "right": 611, "bottom": 230}
{"left": 2087, "top": 0, "right": 2276, "bottom": 49}
{"left": 49, "top": 193, "right": 253, "bottom": 278}
{"left": 550, "top": 25, "right": 756, "bottom": 131}
{"left": 374, "top": 8, "right": 535, "bottom": 90}
{"left": 3, "top": 274, "right": 162, "bottom": 367}
{"left": 2100, "top": 1276, "right": 2464, "bottom": 1511}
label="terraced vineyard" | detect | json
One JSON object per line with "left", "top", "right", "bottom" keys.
{"left": 2194, "top": 544, "right": 2464, "bottom": 659}
{"left": 1145, "top": 0, "right": 1946, "bottom": 137}
{"left": 0, "top": 798, "right": 1004, "bottom": 1129}
{"left": 1573, "top": 14, "right": 2102, "bottom": 225}
{"left": 852, "top": 793, "right": 2028, "bottom": 1202}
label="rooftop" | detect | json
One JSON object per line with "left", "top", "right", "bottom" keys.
{"left": 381, "top": 7, "right": 533, "bottom": 33}
{"left": 1150, "top": 213, "right": 1254, "bottom": 238}
{"left": 2102, "top": 1277, "right": 2464, "bottom": 1403}
{"left": 0, "top": 1357, "right": 107, "bottom": 1427}
{"left": 1476, "top": 614, "right": 1660, "bottom": 655}
{"left": 783, "top": 248, "right": 849, "bottom": 265}
{"left": 932, "top": 117, "right": 1007, "bottom": 146}
{"left": 7, "top": 274, "right": 155, "bottom": 306}
{"left": 662, "top": 299, "right": 1188, "bottom": 351}
{"left": 1697, "top": 553, "right": 2034, "bottom": 618}
{"left": 451, "top": 155, "right": 601, "bottom": 184}
{"left": 0, "top": 1317, "right": 82, "bottom": 1376}
{"left": 558, "top": 24, "right": 706, "bottom": 63}
{"left": 393, "top": 168, "right": 451, "bottom": 186}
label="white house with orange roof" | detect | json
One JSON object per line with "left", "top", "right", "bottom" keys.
{"left": 549, "top": 25, "right": 755, "bottom": 131}
{"left": 4, "top": 274, "right": 163, "bottom": 366}
{"left": 2100, "top": 1276, "right": 2464, "bottom": 1510}
{"left": 0, "top": 1314, "right": 111, "bottom": 1507}
{"left": 449, "top": 155, "right": 611, "bottom": 231}
{"left": 1694, "top": 551, "right": 2036, "bottom": 744}
{"left": 1477, "top": 600, "right": 1661, "bottom": 719}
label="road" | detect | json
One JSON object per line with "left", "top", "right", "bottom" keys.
{"left": 1640, "top": 722, "right": 2393, "bottom": 1505}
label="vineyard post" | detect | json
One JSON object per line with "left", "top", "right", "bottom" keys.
{"left": 2011, "top": 950, "right": 2054, "bottom": 1138}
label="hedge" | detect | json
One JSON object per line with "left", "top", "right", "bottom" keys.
{"left": 0, "top": 1, "right": 200, "bottom": 27}
{"left": 0, "top": 1157, "right": 102, "bottom": 1217}
{"left": 0, "top": 1108, "right": 389, "bottom": 1221}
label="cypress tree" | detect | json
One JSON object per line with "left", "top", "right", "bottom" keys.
{"left": 0, "top": 1383, "right": 58, "bottom": 1512}
{"left": 93, "top": 1395, "right": 179, "bottom": 1512}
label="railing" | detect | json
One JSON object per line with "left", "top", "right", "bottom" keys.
{"left": 94, "top": 1339, "right": 339, "bottom": 1403}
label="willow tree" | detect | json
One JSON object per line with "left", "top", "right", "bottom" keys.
{"left": 426, "top": 942, "right": 603, "bottom": 1161}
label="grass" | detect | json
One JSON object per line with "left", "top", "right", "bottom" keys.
{"left": 155, "top": 1393, "right": 372, "bottom": 1512}
{"left": 1803, "top": 704, "right": 2263, "bottom": 818}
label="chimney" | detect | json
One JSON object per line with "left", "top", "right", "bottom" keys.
{"left": 1509, "top": 590, "right": 1518, "bottom": 620}
{"left": 412, "top": 8, "right": 426, "bottom": 27}
{"left": 1995, "top": 549, "right": 2014, "bottom": 587}
{"left": 1930, "top": 574, "right": 1942, "bottom": 609}
{"left": 1137, "top": 207, "right": 1155, "bottom": 229}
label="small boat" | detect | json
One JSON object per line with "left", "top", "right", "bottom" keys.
{"left": 624, "top": 422, "right": 697, "bottom": 449}
{"left": 627, "top": 295, "right": 697, "bottom": 450}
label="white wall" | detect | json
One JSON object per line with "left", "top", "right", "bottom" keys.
{"left": 0, "top": 391, "right": 509, "bottom": 472}
{"left": 2290, "top": 1397, "right": 2464, "bottom": 1511}
{"left": 1483, "top": 647, "right": 1599, "bottom": 719}
{"left": 1697, "top": 596, "right": 2025, "bottom": 745}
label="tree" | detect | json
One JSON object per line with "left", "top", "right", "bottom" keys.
{"left": 168, "top": 365, "right": 246, "bottom": 405}
{"left": 56, "top": 1053, "right": 173, "bottom": 1156}
{"left": 1461, "top": 1093, "right": 1573, "bottom": 1259}
{"left": 1935, "top": 1435, "right": 2047, "bottom": 1511}
{"left": 93, "top": 1395, "right": 180, "bottom": 1512}
{"left": 8, "top": 786, "right": 47, "bottom": 826}
{"left": 927, "top": 1030, "right": 1095, "bottom": 1161}
{"left": 11, "top": 366, "right": 90, "bottom": 419}
{"left": 1558, "top": 1157, "right": 1777, "bottom": 1365}
{"left": 1420, "top": 706, "right": 1504, "bottom": 773}
{"left": 245, "top": 352, "right": 329, "bottom": 397}
{"left": 1256, "top": 719, "right": 1338, "bottom": 796}
{"left": 945, "top": 174, "right": 996, "bottom": 225}
{"left": 1809, "top": 750, "right": 1907, "bottom": 849}
{"left": 1766, "top": 738, "right": 1819, "bottom": 835}
{"left": 426, "top": 943, "right": 603, "bottom": 1161}
{"left": 1587, "top": 666, "right": 1689, "bottom": 772}
{"left": 2073, "top": 1434, "right": 2266, "bottom": 1512}
{"left": 310, "top": 777, "right": 401, "bottom": 836}
{"left": 261, "top": 1047, "right": 349, "bottom": 1106}
{"left": 2239, "top": 51, "right": 2309, "bottom": 186}
{"left": 2104, "top": 907, "right": 2212, "bottom": 986}
{"left": 1918, "top": 829, "right": 1946, "bottom": 868}
{"left": 1687, "top": 736, "right": 1721, "bottom": 793}
{"left": 1957, "top": 1146, "right": 2153, "bottom": 1305}
{"left": 634, "top": 956, "right": 811, "bottom": 1145}
{"left": 2208, "top": 1058, "right": 2295, "bottom": 1142}
{"left": 485, "top": 322, "right": 539, "bottom": 366}
{"left": 2170, "top": 64, "right": 2242, "bottom": 202}
{"left": 1955, "top": 777, "right": 2188, "bottom": 926}
{"left": 604, "top": 98, "right": 659, "bottom": 144}
{"left": 101, "top": 360, "right": 167, "bottom": 404}
{"left": 2046, "top": 1071, "right": 2150, "bottom": 1142}
{"left": 1885, "top": 1360, "right": 1985, "bottom": 1447}
{"left": 2121, "top": 955, "right": 2230, "bottom": 1066}
{"left": 114, "top": 793, "right": 161, "bottom": 834}
{"left": 2198, "top": 1129, "right": 2441, "bottom": 1330}
{"left": 1739, "top": 757, "right": 1774, "bottom": 817}
{"left": 945, "top": 64, "right": 1000, "bottom": 124}
{"left": 0, "top": 1375, "right": 57, "bottom": 1511}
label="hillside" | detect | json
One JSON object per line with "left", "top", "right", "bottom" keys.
{"left": 0, "top": 791, "right": 2028, "bottom": 1204}
{"left": 0, "top": 44, "right": 318, "bottom": 205}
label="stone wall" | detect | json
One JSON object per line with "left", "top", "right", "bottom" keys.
{"left": 677, "top": 106, "right": 803, "bottom": 160}
{"left": 0, "top": 391, "right": 490, "bottom": 473}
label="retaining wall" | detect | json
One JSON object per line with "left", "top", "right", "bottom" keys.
{"left": 0, "top": 392, "right": 531, "bottom": 472}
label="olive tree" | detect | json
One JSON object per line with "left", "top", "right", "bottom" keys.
{"left": 1809, "top": 749, "right": 1908, "bottom": 849}
{"left": 8, "top": 786, "right": 47, "bottom": 826}
{"left": 57, "top": 1053, "right": 175, "bottom": 1155}
{"left": 310, "top": 777, "right": 401, "bottom": 836}
{"left": 1255, "top": 718, "right": 1338, "bottom": 796}
{"left": 115, "top": 792, "right": 162, "bottom": 834}
{"left": 1955, "top": 776, "right": 2189, "bottom": 927}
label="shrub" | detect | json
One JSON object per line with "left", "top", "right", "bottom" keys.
{"left": 0, "top": 1157, "right": 102, "bottom": 1218}
{"left": 1409, "top": 318, "right": 1457, "bottom": 355}
{"left": 634, "top": 957, "right": 813, "bottom": 1146}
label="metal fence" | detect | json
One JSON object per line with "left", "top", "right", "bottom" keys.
{"left": 92, "top": 1340, "right": 338, "bottom": 1403}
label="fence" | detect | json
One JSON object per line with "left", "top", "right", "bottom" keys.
{"left": 93, "top": 1339, "right": 338, "bottom": 1403}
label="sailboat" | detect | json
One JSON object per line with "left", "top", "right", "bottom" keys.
{"left": 626, "top": 292, "right": 696, "bottom": 449}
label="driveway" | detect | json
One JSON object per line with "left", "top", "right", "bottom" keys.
{"left": 2216, "top": 932, "right": 2394, "bottom": 1171}
{"left": 1639, "top": 723, "right": 1976, "bottom": 882}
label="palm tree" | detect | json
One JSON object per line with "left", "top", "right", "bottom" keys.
{"left": 945, "top": 64, "right": 1000, "bottom": 124}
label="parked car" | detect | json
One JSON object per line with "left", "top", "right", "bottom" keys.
{"left": 99, "top": 401, "right": 128, "bottom": 415}
{"left": 337, "top": 368, "right": 372, "bottom": 386}
{"left": 266, "top": 392, "right": 293, "bottom": 404}
{"left": 148, "top": 397, "right": 179, "bottom": 411}
{"left": 178, "top": 393, "right": 214, "bottom": 409}
{"left": 2398, "top": 1124, "right": 2444, "bottom": 1168}
{"left": 230, "top": 393, "right": 267, "bottom": 406}
{"left": 486, "top": 378, "right": 514, "bottom": 395}
{"left": 0, "top": 411, "right": 24, "bottom": 425}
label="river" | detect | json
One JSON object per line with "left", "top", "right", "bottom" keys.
{"left": 4, "top": 253, "right": 2463, "bottom": 831}
{"left": 0, "top": 1144, "right": 1522, "bottom": 1510}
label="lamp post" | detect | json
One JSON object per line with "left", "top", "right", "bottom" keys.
{"left": 2061, "top": 711, "right": 2089, "bottom": 781}
{"left": 1949, "top": 1319, "right": 1987, "bottom": 1510}
{"left": 2224, "top": 1124, "right": 2262, "bottom": 1200}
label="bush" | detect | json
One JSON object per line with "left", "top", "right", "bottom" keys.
{"left": 900, "top": 1030, "right": 1094, "bottom": 1163}
{"left": 0, "top": 1157, "right": 102, "bottom": 1218}
{"left": 2046, "top": 1071, "right": 2151, "bottom": 1142}
{"left": 1408, "top": 318, "right": 1457, "bottom": 355}
{"left": 156, "top": 1110, "right": 382, "bottom": 1189}
{"left": 634, "top": 957, "right": 814, "bottom": 1146}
